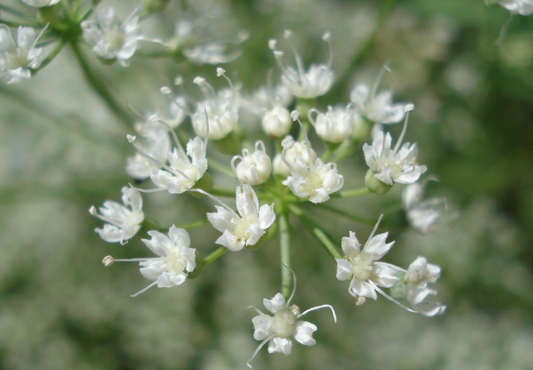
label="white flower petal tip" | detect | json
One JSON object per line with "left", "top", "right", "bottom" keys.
{"left": 404, "top": 103, "right": 415, "bottom": 112}
{"left": 22, "top": 0, "right": 60, "bottom": 7}
{"left": 207, "top": 184, "right": 275, "bottom": 251}
{"left": 90, "top": 187, "right": 144, "bottom": 244}
{"left": 496, "top": 0, "right": 533, "bottom": 15}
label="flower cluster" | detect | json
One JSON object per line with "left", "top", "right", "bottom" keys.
{"left": 0, "top": 4, "right": 452, "bottom": 365}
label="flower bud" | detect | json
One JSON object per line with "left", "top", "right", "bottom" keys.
{"left": 262, "top": 106, "right": 292, "bottom": 138}
{"left": 232, "top": 141, "right": 272, "bottom": 186}
{"left": 310, "top": 105, "right": 354, "bottom": 143}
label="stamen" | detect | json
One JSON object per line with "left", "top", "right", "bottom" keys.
{"left": 363, "top": 214, "right": 384, "bottom": 250}
{"left": 217, "top": 67, "right": 237, "bottom": 97}
{"left": 188, "top": 188, "right": 240, "bottom": 219}
{"left": 373, "top": 284, "right": 418, "bottom": 313}
{"left": 102, "top": 255, "right": 115, "bottom": 267}
{"left": 247, "top": 334, "right": 276, "bottom": 369}
{"left": 393, "top": 103, "right": 414, "bottom": 154}
{"left": 298, "top": 304, "right": 337, "bottom": 323}
{"left": 307, "top": 108, "right": 318, "bottom": 128}
{"left": 322, "top": 31, "right": 333, "bottom": 68}
{"left": 291, "top": 110, "right": 314, "bottom": 172}
{"left": 130, "top": 281, "right": 158, "bottom": 298}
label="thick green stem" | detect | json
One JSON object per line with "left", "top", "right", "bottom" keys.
{"left": 202, "top": 246, "right": 227, "bottom": 267}
{"left": 279, "top": 212, "right": 292, "bottom": 300}
{"left": 289, "top": 204, "right": 342, "bottom": 259}
{"left": 70, "top": 40, "right": 133, "bottom": 128}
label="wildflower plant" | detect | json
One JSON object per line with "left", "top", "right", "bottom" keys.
{"left": 0, "top": 0, "right": 468, "bottom": 367}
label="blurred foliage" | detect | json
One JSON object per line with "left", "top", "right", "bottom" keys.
{"left": 0, "top": 0, "right": 532, "bottom": 369}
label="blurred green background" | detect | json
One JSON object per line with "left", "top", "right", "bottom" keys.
{"left": 1, "top": 0, "right": 532, "bottom": 369}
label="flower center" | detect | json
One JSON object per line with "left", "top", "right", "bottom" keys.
{"left": 272, "top": 308, "right": 296, "bottom": 338}
{"left": 162, "top": 248, "right": 186, "bottom": 274}
{"left": 233, "top": 213, "right": 257, "bottom": 241}
{"left": 350, "top": 251, "right": 375, "bottom": 281}
{"left": 7, "top": 50, "right": 29, "bottom": 69}
{"left": 301, "top": 172, "right": 323, "bottom": 196}
{"left": 406, "top": 268, "right": 423, "bottom": 284}
{"left": 104, "top": 26, "right": 125, "bottom": 52}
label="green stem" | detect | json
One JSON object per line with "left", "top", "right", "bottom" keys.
{"left": 315, "top": 203, "right": 376, "bottom": 225}
{"left": 179, "top": 218, "right": 210, "bottom": 230}
{"left": 0, "top": 4, "right": 31, "bottom": 18}
{"left": 338, "top": 187, "right": 371, "bottom": 198}
{"left": 202, "top": 246, "right": 226, "bottom": 267}
{"left": 0, "top": 19, "right": 38, "bottom": 27}
{"left": 33, "top": 38, "right": 67, "bottom": 73}
{"left": 289, "top": 204, "right": 342, "bottom": 259}
{"left": 69, "top": 40, "right": 133, "bottom": 128}
{"left": 279, "top": 212, "right": 292, "bottom": 300}
{"left": 210, "top": 185, "right": 236, "bottom": 198}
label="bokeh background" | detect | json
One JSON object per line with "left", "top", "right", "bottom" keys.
{"left": 1, "top": 0, "right": 532, "bottom": 369}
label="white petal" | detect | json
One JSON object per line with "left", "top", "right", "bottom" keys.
{"left": 293, "top": 321, "right": 317, "bottom": 346}
{"left": 268, "top": 337, "right": 292, "bottom": 355}
{"left": 263, "top": 292, "right": 286, "bottom": 314}
{"left": 335, "top": 259, "right": 353, "bottom": 281}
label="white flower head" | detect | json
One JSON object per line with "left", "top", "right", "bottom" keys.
{"left": 126, "top": 114, "right": 171, "bottom": 180}
{"left": 497, "top": 0, "right": 533, "bottom": 15}
{"left": 21, "top": 0, "right": 59, "bottom": 7}
{"left": 129, "top": 116, "right": 208, "bottom": 194}
{"left": 191, "top": 71, "right": 239, "bottom": 140}
{"left": 308, "top": 104, "right": 355, "bottom": 143}
{"left": 350, "top": 68, "right": 407, "bottom": 124}
{"left": 231, "top": 141, "right": 272, "bottom": 186}
{"left": 247, "top": 269, "right": 336, "bottom": 368}
{"left": 363, "top": 105, "right": 427, "bottom": 186}
{"left": 103, "top": 226, "right": 196, "bottom": 297}
{"left": 280, "top": 113, "right": 344, "bottom": 203}
{"left": 273, "top": 136, "right": 317, "bottom": 177}
{"left": 81, "top": 6, "right": 143, "bottom": 67}
{"left": 0, "top": 25, "right": 47, "bottom": 84}
{"left": 335, "top": 215, "right": 402, "bottom": 301}
{"left": 270, "top": 31, "right": 334, "bottom": 99}
{"left": 402, "top": 256, "right": 446, "bottom": 316}
{"left": 89, "top": 187, "right": 144, "bottom": 244}
{"left": 402, "top": 177, "right": 453, "bottom": 234}
{"left": 206, "top": 184, "right": 275, "bottom": 251}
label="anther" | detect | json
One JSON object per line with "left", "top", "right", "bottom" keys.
{"left": 102, "top": 255, "right": 115, "bottom": 267}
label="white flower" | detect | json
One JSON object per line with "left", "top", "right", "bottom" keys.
{"left": 402, "top": 178, "right": 449, "bottom": 234}
{"left": 103, "top": 226, "right": 196, "bottom": 297}
{"left": 172, "top": 18, "right": 244, "bottom": 64}
{"left": 81, "top": 6, "right": 142, "bottom": 67}
{"left": 402, "top": 256, "right": 446, "bottom": 316}
{"left": 21, "top": 0, "right": 59, "bottom": 7}
{"left": 363, "top": 105, "right": 427, "bottom": 186}
{"left": 262, "top": 105, "right": 293, "bottom": 138}
{"left": 350, "top": 81, "right": 406, "bottom": 124}
{"left": 497, "top": 0, "right": 533, "bottom": 15}
{"left": 89, "top": 187, "right": 144, "bottom": 244}
{"left": 335, "top": 215, "right": 402, "bottom": 301}
{"left": 269, "top": 31, "right": 334, "bottom": 99}
{"left": 247, "top": 271, "right": 336, "bottom": 368}
{"left": 128, "top": 116, "right": 208, "bottom": 194}
{"left": 273, "top": 137, "right": 317, "bottom": 177}
{"left": 191, "top": 70, "right": 239, "bottom": 140}
{"left": 126, "top": 114, "right": 171, "bottom": 180}
{"left": 308, "top": 104, "right": 355, "bottom": 143}
{"left": 0, "top": 25, "right": 46, "bottom": 84}
{"left": 207, "top": 184, "right": 275, "bottom": 251}
{"left": 231, "top": 141, "right": 272, "bottom": 186}
{"left": 280, "top": 113, "right": 344, "bottom": 203}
